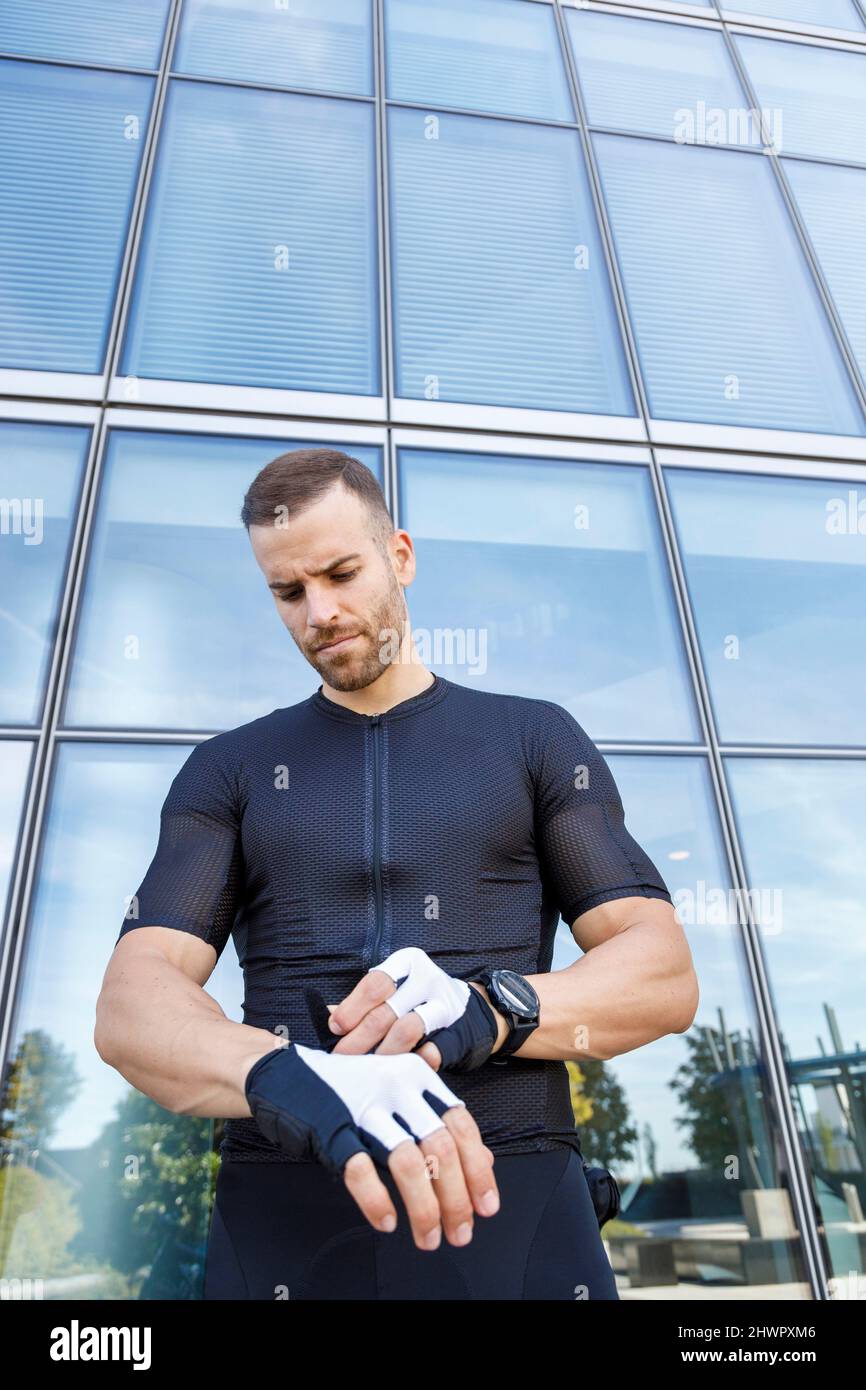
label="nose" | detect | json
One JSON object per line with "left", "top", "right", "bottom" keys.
{"left": 304, "top": 582, "right": 342, "bottom": 633}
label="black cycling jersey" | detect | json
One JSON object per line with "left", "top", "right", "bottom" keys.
{"left": 117, "top": 673, "right": 673, "bottom": 1163}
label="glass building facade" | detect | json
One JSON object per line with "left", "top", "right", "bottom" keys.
{"left": 1, "top": 0, "right": 865, "bottom": 1301}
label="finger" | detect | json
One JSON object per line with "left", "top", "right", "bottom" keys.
{"left": 341, "top": 1151, "right": 399, "bottom": 1234}
{"left": 414, "top": 1040, "right": 442, "bottom": 1070}
{"left": 330, "top": 1000, "right": 407, "bottom": 1055}
{"left": 372, "top": 1011, "right": 426, "bottom": 1056}
{"left": 441, "top": 1104, "right": 500, "bottom": 1219}
{"left": 385, "top": 1138, "right": 446, "bottom": 1251}
{"left": 328, "top": 969, "right": 396, "bottom": 1036}
{"left": 418, "top": 1122, "right": 476, "bottom": 1247}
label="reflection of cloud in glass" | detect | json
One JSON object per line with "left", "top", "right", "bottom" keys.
{"left": 12, "top": 743, "right": 244, "bottom": 1150}
{"left": 0, "top": 741, "right": 33, "bottom": 919}
{"left": 64, "top": 431, "right": 383, "bottom": 731}
{"left": 667, "top": 469, "right": 866, "bottom": 744}
{"left": 401, "top": 449, "right": 699, "bottom": 741}
{"left": 727, "top": 757, "right": 866, "bottom": 1057}
{"left": 554, "top": 754, "right": 763, "bottom": 1176}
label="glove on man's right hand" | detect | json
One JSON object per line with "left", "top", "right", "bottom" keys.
{"left": 244, "top": 1041, "right": 466, "bottom": 1180}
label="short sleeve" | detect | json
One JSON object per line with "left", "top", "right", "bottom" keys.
{"left": 116, "top": 738, "right": 244, "bottom": 959}
{"left": 528, "top": 701, "right": 673, "bottom": 926}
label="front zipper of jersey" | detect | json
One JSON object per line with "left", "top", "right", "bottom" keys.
{"left": 366, "top": 713, "right": 385, "bottom": 969}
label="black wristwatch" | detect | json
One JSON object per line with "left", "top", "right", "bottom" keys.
{"left": 469, "top": 969, "right": 540, "bottom": 1065}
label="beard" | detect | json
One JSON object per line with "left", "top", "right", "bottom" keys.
{"left": 303, "top": 567, "right": 409, "bottom": 693}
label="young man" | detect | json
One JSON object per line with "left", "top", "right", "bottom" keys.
{"left": 94, "top": 448, "right": 698, "bottom": 1301}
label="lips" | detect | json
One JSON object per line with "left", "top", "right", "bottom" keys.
{"left": 317, "top": 633, "right": 360, "bottom": 653}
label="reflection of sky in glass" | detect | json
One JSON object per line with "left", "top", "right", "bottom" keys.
{"left": 666, "top": 468, "right": 866, "bottom": 745}
{"left": 737, "top": 33, "right": 866, "bottom": 164}
{"left": 388, "top": 109, "right": 634, "bottom": 415}
{"left": 726, "top": 757, "right": 866, "bottom": 1059}
{"left": 0, "top": 0, "right": 169, "bottom": 67}
{"left": 0, "top": 62, "right": 154, "bottom": 373}
{"left": 175, "top": 0, "right": 373, "bottom": 95}
{"left": 566, "top": 9, "right": 746, "bottom": 141}
{"left": 119, "top": 81, "right": 379, "bottom": 392}
{"left": 400, "top": 449, "right": 699, "bottom": 742}
{"left": 11, "top": 742, "right": 245, "bottom": 1151}
{"left": 0, "top": 421, "right": 89, "bottom": 724}
{"left": 64, "top": 431, "right": 382, "bottom": 730}
{"left": 555, "top": 755, "right": 765, "bottom": 1178}
{"left": 0, "top": 741, "right": 33, "bottom": 923}
{"left": 385, "top": 0, "right": 574, "bottom": 120}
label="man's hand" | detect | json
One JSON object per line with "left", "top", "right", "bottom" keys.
{"left": 327, "top": 946, "right": 509, "bottom": 1068}
{"left": 244, "top": 1042, "right": 500, "bottom": 1249}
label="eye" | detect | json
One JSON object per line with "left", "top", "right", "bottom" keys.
{"left": 332, "top": 569, "right": 358, "bottom": 582}
{"left": 276, "top": 569, "right": 358, "bottom": 602}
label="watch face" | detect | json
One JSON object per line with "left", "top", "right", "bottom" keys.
{"left": 493, "top": 970, "right": 537, "bottom": 1018}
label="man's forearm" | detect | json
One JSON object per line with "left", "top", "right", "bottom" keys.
{"left": 95, "top": 947, "right": 283, "bottom": 1117}
{"left": 476, "top": 917, "right": 698, "bottom": 1064}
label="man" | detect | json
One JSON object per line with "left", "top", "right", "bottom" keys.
{"left": 94, "top": 448, "right": 699, "bottom": 1301}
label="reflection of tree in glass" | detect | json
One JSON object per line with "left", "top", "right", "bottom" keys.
{"left": 670, "top": 1021, "right": 768, "bottom": 1188}
{"left": 0, "top": 1028, "right": 83, "bottom": 1156}
{"left": 0, "top": 1029, "right": 86, "bottom": 1282}
{"left": 566, "top": 1057, "right": 639, "bottom": 1166}
{"left": 78, "top": 1088, "right": 218, "bottom": 1299}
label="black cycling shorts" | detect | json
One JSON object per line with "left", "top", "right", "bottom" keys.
{"left": 203, "top": 1147, "right": 620, "bottom": 1301}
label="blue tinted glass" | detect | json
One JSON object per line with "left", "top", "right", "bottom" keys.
{"left": 737, "top": 35, "right": 866, "bottom": 164}
{"left": 0, "top": 742, "right": 242, "bottom": 1297}
{"left": 0, "top": 742, "right": 33, "bottom": 926}
{"left": 594, "top": 134, "right": 864, "bottom": 435}
{"left": 398, "top": 449, "right": 699, "bottom": 741}
{"left": 784, "top": 160, "right": 866, "bottom": 389}
{"left": 726, "top": 755, "right": 866, "bottom": 1284}
{"left": 726, "top": 0, "right": 863, "bottom": 31}
{"left": 666, "top": 468, "right": 866, "bottom": 744}
{"left": 121, "top": 81, "right": 379, "bottom": 394}
{"left": 385, "top": 0, "right": 573, "bottom": 120}
{"left": 389, "top": 108, "right": 634, "bottom": 416}
{"left": 0, "top": 421, "right": 89, "bottom": 724}
{"left": 553, "top": 754, "right": 802, "bottom": 1292}
{"left": 0, "top": 0, "right": 169, "bottom": 67}
{"left": 174, "top": 0, "right": 373, "bottom": 95}
{"left": 566, "top": 10, "right": 753, "bottom": 143}
{"left": 64, "top": 430, "right": 383, "bottom": 730}
{"left": 0, "top": 61, "right": 154, "bottom": 374}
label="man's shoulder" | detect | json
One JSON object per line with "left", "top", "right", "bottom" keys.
{"left": 442, "top": 679, "right": 583, "bottom": 738}
{"left": 190, "top": 694, "right": 313, "bottom": 763}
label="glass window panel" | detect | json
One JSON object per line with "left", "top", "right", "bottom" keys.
{"left": 736, "top": 35, "right": 866, "bottom": 165}
{"left": 174, "top": 0, "right": 373, "bottom": 96}
{"left": 384, "top": 0, "right": 574, "bottom": 121}
{"left": 666, "top": 467, "right": 866, "bottom": 745}
{"left": 594, "top": 133, "right": 864, "bottom": 435}
{"left": 784, "top": 159, "right": 866, "bottom": 390}
{"left": 0, "top": 742, "right": 244, "bottom": 1300}
{"left": 389, "top": 108, "right": 634, "bottom": 416}
{"left": 0, "top": 0, "right": 170, "bottom": 68}
{"left": 566, "top": 10, "right": 753, "bottom": 144}
{"left": 0, "top": 61, "right": 154, "bottom": 374}
{"left": 120, "top": 81, "right": 379, "bottom": 395}
{"left": 0, "top": 420, "right": 89, "bottom": 724}
{"left": 398, "top": 448, "right": 699, "bottom": 742}
{"left": 0, "top": 741, "right": 34, "bottom": 928}
{"left": 726, "top": 756, "right": 866, "bottom": 1293}
{"left": 556, "top": 755, "right": 811, "bottom": 1297}
{"left": 724, "top": 0, "right": 863, "bottom": 32}
{"left": 64, "top": 430, "right": 383, "bottom": 730}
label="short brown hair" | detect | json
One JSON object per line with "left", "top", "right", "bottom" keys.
{"left": 240, "top": 447, "right": 393, "bottom": 553}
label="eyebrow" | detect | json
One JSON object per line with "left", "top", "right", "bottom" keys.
{"left": 268, "top": 553, "right": 362, "bottom": 590}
